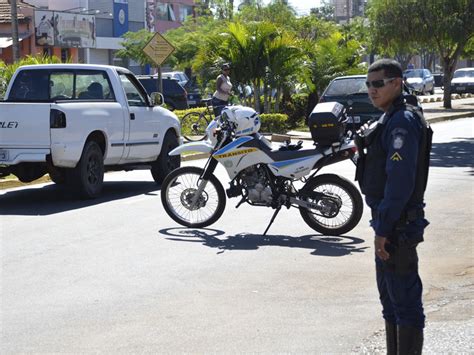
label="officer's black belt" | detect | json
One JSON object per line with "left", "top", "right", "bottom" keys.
{"left": 371, "top": 209, "right": 424, "bottom": 221}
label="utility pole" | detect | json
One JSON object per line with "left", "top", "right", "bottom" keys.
{"left": 10, "top": 0, "right": 20, "bottom": 62}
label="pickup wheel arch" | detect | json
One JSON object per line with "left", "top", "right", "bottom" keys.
{"left": 86, "top": 131, "right": 106, "bottom": 156}
{"left": 67, "top": 140, "right": 104, "bottom": 199}
{"left": 151, "top": 130, "right": 181, "bottom": 184}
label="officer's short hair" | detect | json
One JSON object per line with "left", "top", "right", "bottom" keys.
{"left": 368, "top": 59, "right": 403, "bottom": 78}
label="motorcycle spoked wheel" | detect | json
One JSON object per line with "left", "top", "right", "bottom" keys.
{"left": 161, "top": 166, "right": 226, "bottom": 228}
{"left": 299, "top": 174, "right": 363, "bottom": 236}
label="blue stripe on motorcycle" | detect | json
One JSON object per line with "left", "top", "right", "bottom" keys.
{"left": 270, "top": 156, "right": 313, "bottom": 169}
{"left": 214, "top": 136, "right": 254, "bottom": 155}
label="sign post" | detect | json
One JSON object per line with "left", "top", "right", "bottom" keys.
{"left": 142, "top": 32, "right": 175, "bottom": 93}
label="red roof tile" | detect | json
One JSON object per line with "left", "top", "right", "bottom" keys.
{"left": 0, "top": 0, "right": 36, "bottom": 24}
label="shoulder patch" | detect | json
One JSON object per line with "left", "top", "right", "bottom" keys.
{"left": 391, "top": 127, "right": 407, "bottom": 150}
{"left": 390, "top": 152, "right": 403, "bottom": 161}
{"left": 393, "top": 135, "right": 404, "bottom": 149}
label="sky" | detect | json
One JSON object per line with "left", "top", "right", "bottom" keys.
{"left": 261, "top": 0, "right": 322, "bottom": 16}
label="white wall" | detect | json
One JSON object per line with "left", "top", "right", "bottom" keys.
{"left": 88, "top": 48, "right": 109, "bottom": 65}
{"left": 48, "top": 0, "right": 88, "bottom": 11}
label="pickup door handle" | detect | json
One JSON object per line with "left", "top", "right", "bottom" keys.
{"left": 130, "top": 113, "right": 135, "bottom": 120}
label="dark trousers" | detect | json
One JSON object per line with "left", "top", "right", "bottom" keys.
{"left": 375, "top": 237, "right": 425, "bottom": 329}
{"left": 211, "top": 96, "right": 228, "bottom": 116}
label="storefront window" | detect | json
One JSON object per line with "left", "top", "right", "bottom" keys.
{"left": 156, "top": 2, "right": 176, "bottom": 21}
{"left": 179, "top": 5, "right": 193, "bottom": 22}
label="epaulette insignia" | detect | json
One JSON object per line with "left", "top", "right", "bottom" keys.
{"left": 390, "top": 152, "right": 403, "bottom": 161}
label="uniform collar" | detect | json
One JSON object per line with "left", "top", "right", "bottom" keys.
{"left": 377, "top": 94, "right": 405, "bottom": 125}
{"left": 387, "top": 94, "right": 405, "bottom": 116}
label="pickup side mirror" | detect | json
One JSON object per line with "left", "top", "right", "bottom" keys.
{"left": 150, "top": 92, "right": 164, "bottom": 106}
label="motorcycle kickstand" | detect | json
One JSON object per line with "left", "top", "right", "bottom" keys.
{"left": 263, "top": 206, "right": 281, "bottom": 236}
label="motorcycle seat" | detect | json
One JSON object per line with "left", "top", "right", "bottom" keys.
{"left": 266, "top": 147, "right": 322, "bottom": 162}
{"left": 248, "top": 134, "right": 326, "bottom": 163}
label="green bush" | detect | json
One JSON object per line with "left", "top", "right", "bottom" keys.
{"left": 174, "top": 107, "right": 287, "bottom": 136}
{"left": 174, "top": 107, "right": 207, "bottom": 121}
{"left": 281, "top": 93, "right": 309, "bottom": 128}
{"left": 260, "top": 113, "right": 288, "bottom": 134}
{"left": 174, "top": 107, "right": 210, "bottom": 137}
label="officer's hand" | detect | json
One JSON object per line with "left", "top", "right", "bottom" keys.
{"left": 375, "top": 235, "right": 390, "bottom": 260}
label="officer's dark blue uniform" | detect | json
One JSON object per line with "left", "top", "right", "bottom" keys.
{"left": 356, "top": 92, "right": 431, "bottom": 354}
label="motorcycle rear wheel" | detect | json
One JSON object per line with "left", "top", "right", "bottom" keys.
{"left": 161, "top": 166, "right": 226, "bottom": 228}
{"left": 299, "top": 174, "right": 363, "bottom": 236}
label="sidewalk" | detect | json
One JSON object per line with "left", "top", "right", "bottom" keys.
{"left": 287, "top": 95, "right": 474, "bottom": 140}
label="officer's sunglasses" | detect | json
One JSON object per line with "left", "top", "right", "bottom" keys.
{"left": 365, "top": 77, "right": 396, "bottom": 88}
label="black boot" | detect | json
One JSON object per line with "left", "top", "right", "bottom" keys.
{"left": 397, "top": 325, "right": 423, "bottom": 354}
{"left": 385, "top": 321, "right": 397, "bottom": 355}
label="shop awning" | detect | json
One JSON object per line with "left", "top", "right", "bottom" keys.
{"left": 0, "top": 33, "right": 30, "bottom": 48}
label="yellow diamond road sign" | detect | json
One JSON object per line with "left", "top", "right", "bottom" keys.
{"left": 143, "top": 32, "right": 175, "bottom": 66}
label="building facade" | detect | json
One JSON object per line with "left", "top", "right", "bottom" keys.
{"left": 330, "top": 0, "right": 366, "bottom": 23}
{"left": 2, "top": 0, "right": 196, "bottom": 72}
{"left": 0, "top": 0, "right": 80, "bottom": 63}
{"left": 146, "top": 0, "right": 195, "bottom": 33}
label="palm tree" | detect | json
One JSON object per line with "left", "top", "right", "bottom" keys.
{"left": 265, "top": 31, "right": 302, "bottom": 112}
{"left": 220, "top": 21, "right": 279, "bottom": 112}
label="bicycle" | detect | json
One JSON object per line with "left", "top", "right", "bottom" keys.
{"left": 180, "top": 98, "right": 216, "bottom": 141}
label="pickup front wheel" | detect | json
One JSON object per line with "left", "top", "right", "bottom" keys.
{"left": 67, "top": 141, "right": 104, "bottom": 199}
{"left": 151, "top": 131, "right": 180, "bottom": 184}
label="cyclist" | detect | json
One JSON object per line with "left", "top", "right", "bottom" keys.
{"left": 211, "top": 63, "right": 232, "bottom": 116}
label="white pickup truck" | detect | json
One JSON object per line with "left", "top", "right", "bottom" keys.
{"left": 0, "top": 64, "right": 182, "bottom": 198}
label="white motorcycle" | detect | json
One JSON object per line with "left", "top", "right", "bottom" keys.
{"left": 161, "top": 102, "right": 363, "bottom": 236}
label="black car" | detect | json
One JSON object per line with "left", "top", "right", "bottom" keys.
{"left": 319, "top": 75, "right": 383, "bottom": 129}
{"left": 137, "top": 76, "right": 188, "bottom": 110}
{"left": 183, "top": 77, "right": 203, "bottom": 108}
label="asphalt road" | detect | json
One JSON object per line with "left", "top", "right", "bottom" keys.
{"left": 1, "top": 118, "right": 472, "bottom": 353}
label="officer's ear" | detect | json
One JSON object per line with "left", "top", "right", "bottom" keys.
{"left": 395, "top": 77, "right": 403, "bottom": 92}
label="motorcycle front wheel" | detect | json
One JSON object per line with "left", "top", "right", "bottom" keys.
{"left": 299, "top": 174, "right": 363, "bottom": 236}
{"left": 161, "top": 166, "right": 226, "bottom": 228}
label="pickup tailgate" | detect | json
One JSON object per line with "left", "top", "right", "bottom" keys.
{"left": 0, "top": 103, "right": 51, "bottom": 163}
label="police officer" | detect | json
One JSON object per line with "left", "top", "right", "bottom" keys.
{"left": 355, "top": 59, "right": 432, "bottom": 354}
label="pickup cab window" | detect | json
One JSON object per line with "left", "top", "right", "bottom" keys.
{"left": 50, "top": 72, "right": 74, "bottom": 99}
{"left": 76, "top": 71, "right": 115, "bottom": 100}
{"left": 119, "top": 73, "right": 148, "bottom": 107}
{"left": 9, "top": 69, "right": 50, "bottom": 101}
{"left": 8, "top": 69, "right": 115, "bottom": 102}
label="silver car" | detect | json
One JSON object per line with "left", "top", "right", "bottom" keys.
{"left": 403, "top": 69, "right": 435, "bottom": 95}
{"left": 451, "top": 68, "right": 474, "bottom": 94}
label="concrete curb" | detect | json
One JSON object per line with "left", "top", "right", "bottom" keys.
{"left": 419, "top": 93, "right": 473, "bottom": 103}
{"left": 425, "top": 111, "right": 474, "bottom": 124}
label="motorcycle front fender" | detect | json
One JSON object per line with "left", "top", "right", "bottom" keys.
{"left": 169, "top": 141, "right": 214, "bottom": 156}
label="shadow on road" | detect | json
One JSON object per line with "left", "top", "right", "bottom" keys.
{"left": 0, "top": 181, "right": 160, "bottom": 216}
{"left": 430, "top": 138, "right": 473, "bottom": 171}
{"left": 159, "top": 227, "right": 368, "bottom": 256}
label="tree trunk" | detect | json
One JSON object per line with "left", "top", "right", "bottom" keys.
{"left": 253, "top": 80, "right": 261, "bottom": 113}
{"left": 426, "top": 52, "right": 435, "bottom": 72}
{"left": 228, "top": 0, "right": 234, "bottom": 19}
{"left": 440, "top": 45, "right": 463, "bottom": 109}
{"left": 10, "top": 0, "right": 20, "bottom": 62}
{"left": 274, "top": 86, "right": 281, "bottom": 113}
{"left": 441, "top": 58, "right": 456, "bottom": 109}
{"left": 263, "top": 83, "right": 269, "bottom": 114}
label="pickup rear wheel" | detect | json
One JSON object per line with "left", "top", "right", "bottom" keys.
{"left": 151, "top": 131, "right": 180, "bottom": 184}
{"left": 68, "top": 141, "right": 104, "bottom": 199}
